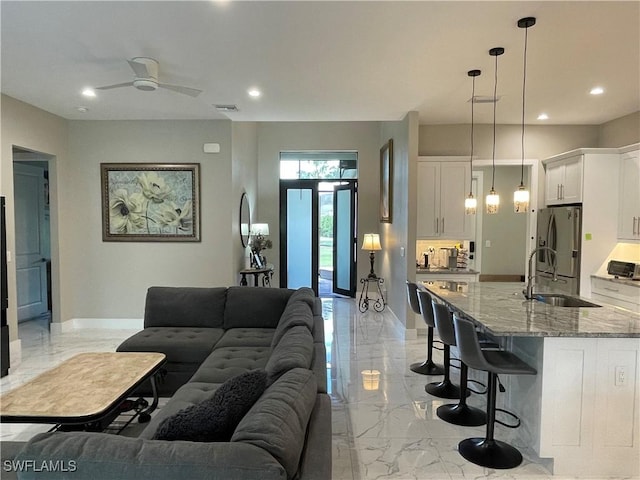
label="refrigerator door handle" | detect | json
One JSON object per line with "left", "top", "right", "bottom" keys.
{"left": 547, "top": 213, "right": 557, "bottom": 268}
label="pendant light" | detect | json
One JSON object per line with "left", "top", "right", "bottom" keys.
{"left": 465, "top": 69, "right": 481, "bottom": 215}
{"left": 514, "top": 17, "right": 536, "bottom": 213}
{"left": 486, "top": 47, "right": 504, "bottom": 214}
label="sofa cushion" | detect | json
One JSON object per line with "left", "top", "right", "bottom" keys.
{"left": 266, "top": 326, "right": 314, "bottom": 381}
{"left": 190, "top": 346, "right": 271, "bottom": 384}
{"left": 216, "top": 328, "right": 275, "bottom": 348}
{"left": 117, "top": 327, "right": 224, "bottom": 364}
{"left": 139, "top": 382, "right": 222, "bottom": 440}
{"left": 153, "top": 369, "right": 268, "bottom": 442}
{"left": 144, "top": 287, "right": 228, "bottom": 328}
{"left": 286, "top": 287, "right": 316, "bottom": 309}
{"left": 270, "top": 300, "right": 314, "bottom": 349}
{"left": 232, "top": 368, "right": 317, "bottom": 480}
{"left": 224, "top": 287, "right": 293, "bottom": 329}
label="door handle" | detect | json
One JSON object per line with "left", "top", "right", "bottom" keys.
{"left": 557, "top": 184, "right": 560, "bottom": 200}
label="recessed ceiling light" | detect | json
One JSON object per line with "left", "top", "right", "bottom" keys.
{"left": 248, "top": 88, "right": 261, "bottom": 98}
{"left": 537, "top": 113, "right": 549, "bottom": 120}
{"left": 77, "top": 106, "right": 89, "bottom": 113}
{"left": 590, "top": 86, "right": 604, "bottom": 95}
{"left": 82, "top": 88, "right": 96, "bottom": 98}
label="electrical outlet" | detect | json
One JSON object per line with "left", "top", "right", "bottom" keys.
{"left": 400, "top": 247, "right": 405, "bottom": 257}
{"left": 485, "top": 240, "right": 491, "bottom": 248}
{"left": 615, "top": 365, "right": 627, "bottom": 386}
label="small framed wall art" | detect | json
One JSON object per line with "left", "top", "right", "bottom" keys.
{"left": 101, "top": 163, "right": 200, "bottom": 242}
{"left": 379, "top": 139, "right": 393, "bottom": 223}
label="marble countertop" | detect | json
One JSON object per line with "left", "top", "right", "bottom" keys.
{"left": 591, "top": 274, "right": 640, "bottom": 288}
{"left": 420, "top": 281, "right": 640, "bottom": 338}
{"left": 416, "top": 267, "right": 478, "bottom": 275}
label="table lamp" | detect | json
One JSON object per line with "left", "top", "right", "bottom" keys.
{"left": 362, "top": 233, "right": 382, "bottom": 279}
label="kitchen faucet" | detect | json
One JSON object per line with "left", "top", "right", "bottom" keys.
{"left": 524, "top": 247, "right": 558, "bottom": 300}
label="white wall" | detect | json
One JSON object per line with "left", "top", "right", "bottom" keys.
{"left": 62, "top": 120, "right": 236, "bottom": 320}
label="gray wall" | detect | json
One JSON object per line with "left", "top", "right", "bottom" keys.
{"left": 380, "top": 111, "right": 419, "bottom": 330}
{"left": 256, "top": 121, "right": 381, "bottom": 286}
{"left": 478, "top": 165, "right": 529, "bottom": 275}
{"left": 232, "top": 122, "right": 259, "bottom": 276}
{"left": 598, "top": 111, "right": 640, "bottom": 148}
{"left": 1, "top": 95, "right": 69, "bottom": 342}
{"left": 63, "top": 120, "right": 236, "bottom": 319}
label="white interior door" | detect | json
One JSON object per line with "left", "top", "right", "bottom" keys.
{"left": 14, "top": 162, "right": 48, "bottom": 322}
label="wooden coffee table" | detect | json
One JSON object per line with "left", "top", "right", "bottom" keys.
{"left": 0, "top": 352, "right": 166, "bottom": 431}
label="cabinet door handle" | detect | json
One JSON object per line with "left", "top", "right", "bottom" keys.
{"left": 634, "top": 216, "right": 638, "bottom": 236}
{"left": 441, "top": 217, "right": 445, "bottom": 232}
{"left": 561, "top": 184, "right": 565, "bottom": 199}
{"left": 557, "top": 184, "right": 560, "bottom": 199}
{"left": 435, "top": 218, "right": 438, "bottom": 234}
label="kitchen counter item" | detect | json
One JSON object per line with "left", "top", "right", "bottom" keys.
{"left": 416, "top": 267, "right": 478, "bottom": 275}
{"left": 420, "top": 281, "right": 640, "bottom": 337}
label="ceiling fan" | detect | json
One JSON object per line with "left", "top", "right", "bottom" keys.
{"left": 95, "top": 57, "right": 202, "bottom": 98}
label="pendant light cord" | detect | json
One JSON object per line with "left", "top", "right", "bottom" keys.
{"left": 520, "top": 26, "right": 529, "bottom": 187}
{"left": 470, "top": 75, "right": 476, "bottom": 195}
{"left": 491, "top": 52, "right": 498, "bottom": 190}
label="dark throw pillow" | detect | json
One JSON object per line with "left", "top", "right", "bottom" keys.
{"left": 152, "top": 369, "right": 268, "bottom": 442}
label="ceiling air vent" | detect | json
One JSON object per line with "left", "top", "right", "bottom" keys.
{"left": 469, "top": 95, "right": 502, "bottom": 104}
{"left": 215, "top": 104, "right": 239, "bottom": 112}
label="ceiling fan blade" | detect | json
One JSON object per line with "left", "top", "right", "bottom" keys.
{"left": 95, "top": 82, "right": 135, "bottom": 90}
{"left": 158, "top": 83, "right": 202, "bottom": 98}
{"left": 128, "top": 59, "right": 150, "bottom": 78}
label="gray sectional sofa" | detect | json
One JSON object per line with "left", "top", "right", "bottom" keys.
{"left": 10, "top": 286, "right": 331, "bottom": 480}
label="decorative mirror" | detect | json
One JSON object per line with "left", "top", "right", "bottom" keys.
{"left": 239, "top": 192, "right": 251, "bottom": 248}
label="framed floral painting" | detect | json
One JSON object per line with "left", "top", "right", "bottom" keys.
{"left": 101, "top": 163, "right": 200, "bottom": 242}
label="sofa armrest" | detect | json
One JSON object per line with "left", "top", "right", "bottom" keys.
{"left": 15, "top": 432, "right": 286, "bottom": 480}
{"left": 297, "top": 394, "right": 332, "bottom": 480}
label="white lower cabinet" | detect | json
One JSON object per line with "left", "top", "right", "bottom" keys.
{"left": 591, "top": 276, "right": 640, "bottom": 312}
{"left": 538, "top": 337, "right": 640, "bottom": 477}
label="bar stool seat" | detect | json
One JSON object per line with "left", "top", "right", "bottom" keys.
{"left": 453, "top": 315, "right": 537, "bottom": 469}
{"left": 421, "top": 296, "right": 469, "bottom": 400}
{"left": 406, "top": 282, "right": 444, "bottom": 376}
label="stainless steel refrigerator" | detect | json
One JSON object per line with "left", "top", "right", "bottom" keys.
{"left": 536, "top": 206, "right": 582, "bottom": 295}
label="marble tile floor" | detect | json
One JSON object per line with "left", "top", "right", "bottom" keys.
{"left": 1, "top": 300, "right": 634, "bottom": 479}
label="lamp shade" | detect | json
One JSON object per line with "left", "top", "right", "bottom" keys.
{"left": 251, "top": 223, "right": 269, "bottom": 236}
{"left": 362, "top": 233, "right": 382, "bottom": 251}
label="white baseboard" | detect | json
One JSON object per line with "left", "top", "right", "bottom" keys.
{"left": 9, "top": 339, "right": 22, "bottom": 369}
{"left": 50, "top": 318, "right": 143, "bottom": 334}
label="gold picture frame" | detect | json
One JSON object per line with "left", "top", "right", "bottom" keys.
{"left": 101, "top": 163, "right": 200, "bottom": 242}
{"left": 380, "top": 139, "right": 393, "bottom": 223}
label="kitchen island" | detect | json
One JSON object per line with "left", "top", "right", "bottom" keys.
{"left": 420, "top": 281, "right": 640, "bottom": 477}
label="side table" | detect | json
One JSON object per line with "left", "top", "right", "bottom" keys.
{"left": 358, "top": 276, "right": 386, "bottom": 312}
{"left": 239, "top": 265, "right": 274, "bottom": 287}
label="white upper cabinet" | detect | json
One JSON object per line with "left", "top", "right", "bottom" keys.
{"left": 417, "top": 158, "right": 471, "bottom": 239}
{"left": 544, "top": 154, "right": 583, "bottom": 205}
{"left": 618, "top": 149, "right": 640, "bottom": 240}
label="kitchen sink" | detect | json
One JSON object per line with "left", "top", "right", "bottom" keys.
{"left": 533, "top": 294, "right": 601, "bottom": 308}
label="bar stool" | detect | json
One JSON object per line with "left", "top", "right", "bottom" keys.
{"left": 432, "top": 306, "right": 487, "bottom": 427}
{"left": 420, "top": 295, "right": 467, "bottom": 400}
{"left": 453, "top": 315, "right": 537, "bottom": 469}
{"left": 406, "top": 282, "right": 444, "bottom": 375}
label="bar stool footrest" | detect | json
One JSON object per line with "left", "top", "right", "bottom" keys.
{"left": 458, "top": 437, "right": 523, "bottom": 469}
{"left": 495, "top": 408, "right": 521, "bottom": 428}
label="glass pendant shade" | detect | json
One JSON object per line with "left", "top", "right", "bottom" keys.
{"left": 486, "top": 189, "right": 500, "bottom": 214}
{"left": 465, "top": 194, "right": 477, "bottom": 215}
{"left": 514, "top": 185, "right": 530, "bottom": 213}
